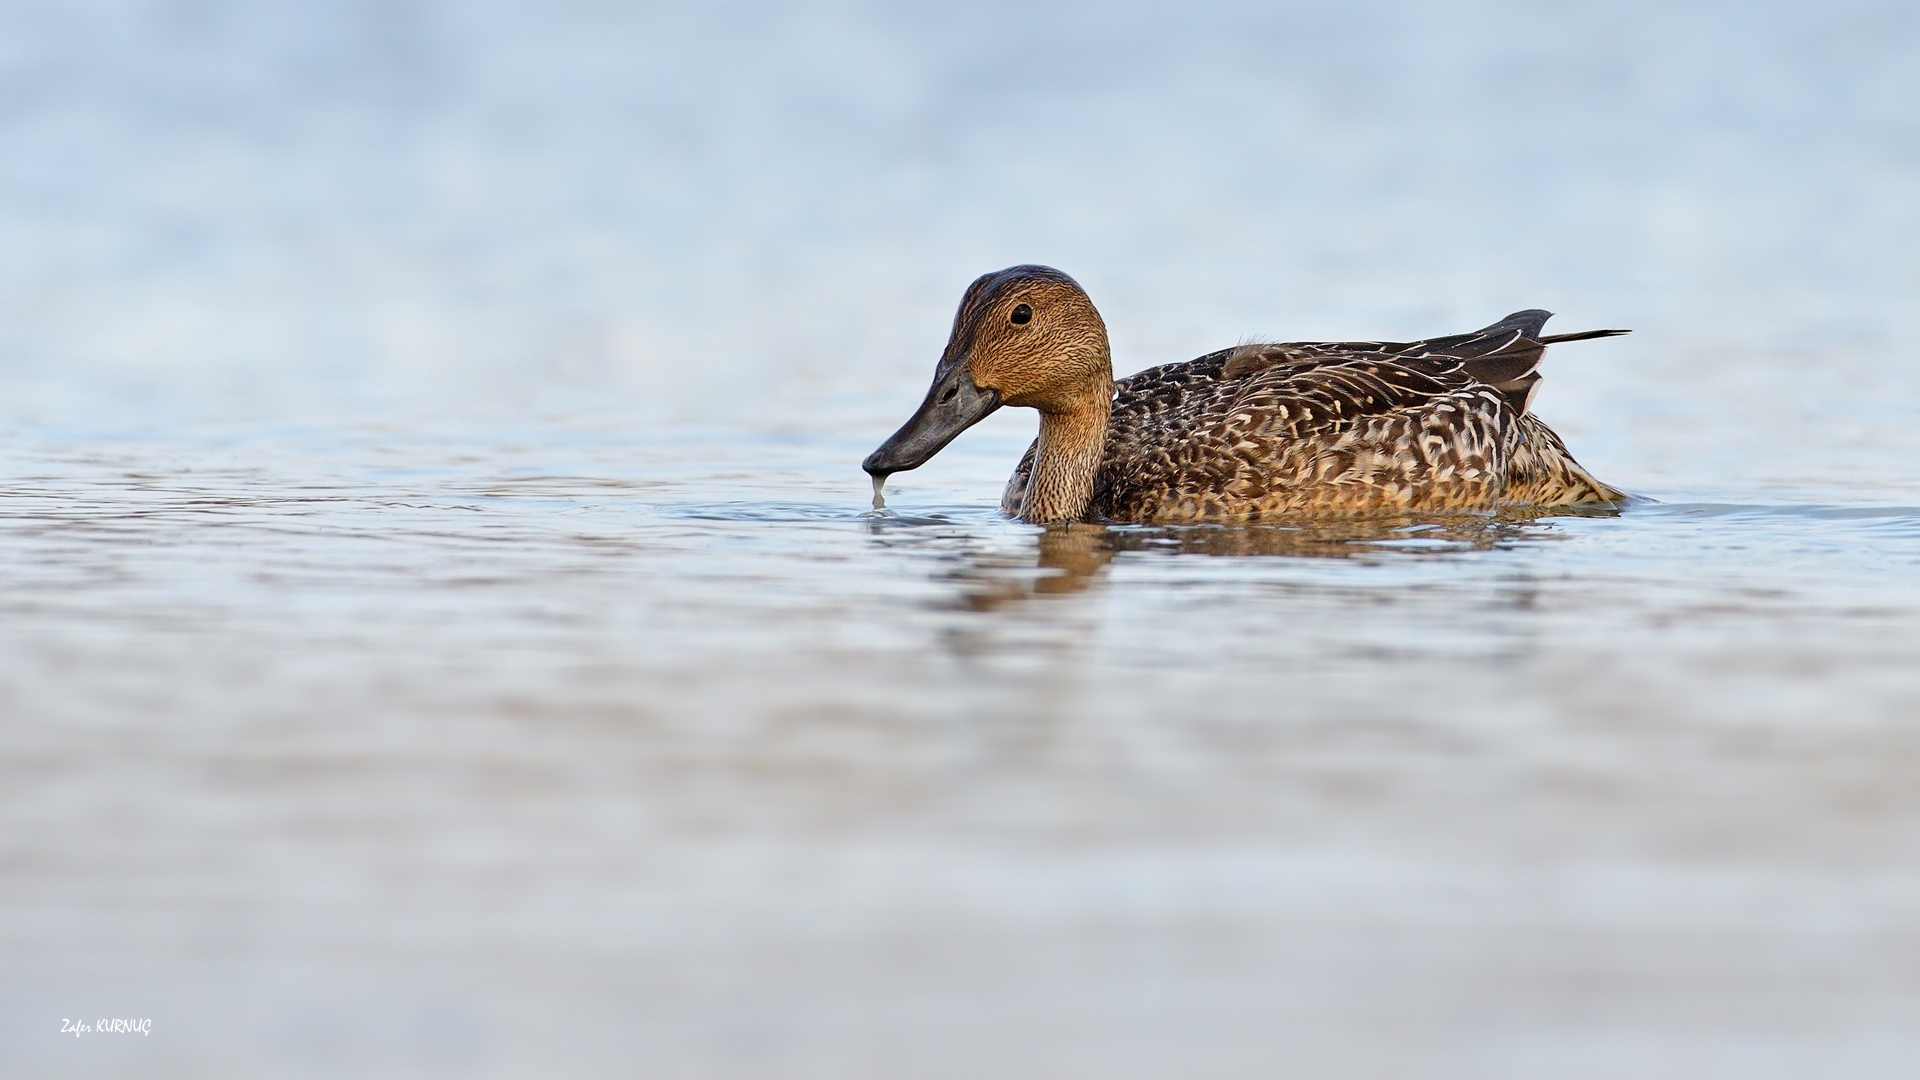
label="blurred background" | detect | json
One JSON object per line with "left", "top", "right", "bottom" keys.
{"left": 4, "top": 0, "right": 1916, "bottom": 459}
{"left": 3, "top": 1, "right": 1919, "bottom": 1077}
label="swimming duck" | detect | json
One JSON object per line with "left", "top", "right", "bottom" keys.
{"left": 863, "top": 265, "right": 1626, "bottom": 524}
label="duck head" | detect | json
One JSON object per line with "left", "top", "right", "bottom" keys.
{"left": 863, "top": 264, "right": 1113, "bottom": 479}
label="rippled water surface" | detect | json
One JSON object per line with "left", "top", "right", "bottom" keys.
{"left": 6, "top": 2, "right": 1920, "bottom": 1077}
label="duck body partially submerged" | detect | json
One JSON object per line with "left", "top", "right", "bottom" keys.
{"left": 1001, "top": 313, "right": 1625, "bottom": 522}
{"left": 864, "top": 265, "right": 1625, "bottom": 525}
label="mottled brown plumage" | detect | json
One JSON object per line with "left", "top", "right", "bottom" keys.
{"left": 864, "top": 265, "right": 1626, "bottom": 524}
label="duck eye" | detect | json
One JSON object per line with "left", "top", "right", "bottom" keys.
{"left": 1010, "top": 303, "right": 1032, "bottom": 325}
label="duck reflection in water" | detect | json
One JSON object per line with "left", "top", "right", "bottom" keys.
{"left": 883, "top": 524, "right": 1113, "bottom": 612}
{"left": 903, "top": 507, "right": 1613, "bottom": 611}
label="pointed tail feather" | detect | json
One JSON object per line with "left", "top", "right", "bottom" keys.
{"left": 1539, "top": 328, "right": 1630, "bottom": 344}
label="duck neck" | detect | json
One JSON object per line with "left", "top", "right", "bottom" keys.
{"left": 1018, "top": 381, "right": 1112, "bottom": 524}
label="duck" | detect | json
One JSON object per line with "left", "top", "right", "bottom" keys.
{"left": 862, "top": 264, "right": 1626, "bottom": 524}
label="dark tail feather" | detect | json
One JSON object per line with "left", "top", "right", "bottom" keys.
{"left": 1460, "top": 347, "right": 1543, "bottom": 388}
{"left": 1538, "top": 328, "right": 1630, "bottom": 344}
{"left": 1496, "top": 372, "right": 1542, "bottom": 415}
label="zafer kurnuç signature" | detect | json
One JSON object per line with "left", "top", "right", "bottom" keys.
{"left": 62, "top": 1018, "right": 151, "bottom": 1036}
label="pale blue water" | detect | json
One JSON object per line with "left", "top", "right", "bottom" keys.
{"left": 4, "top": 2, "right": 1920, "bottom": 1077}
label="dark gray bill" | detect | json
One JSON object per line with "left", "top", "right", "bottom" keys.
{"left": 862, "top": 361, "right": 1001, "bottom": 477}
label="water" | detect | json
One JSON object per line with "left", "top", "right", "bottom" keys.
{"left": 5, "top": 2, "right": 1920, "bottom": 1077}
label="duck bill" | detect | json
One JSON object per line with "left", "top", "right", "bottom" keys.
{"left": 862, "top": 361, "right": 1001, "bottom": 477}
